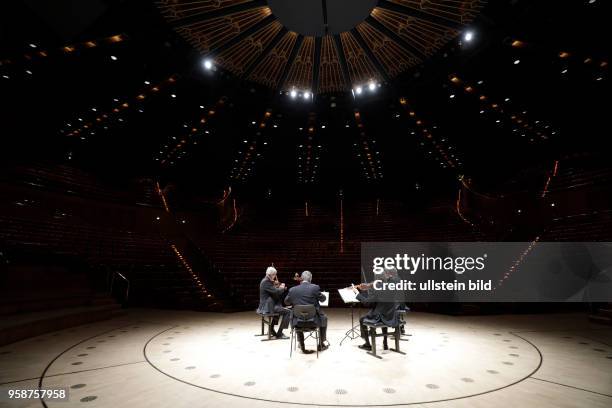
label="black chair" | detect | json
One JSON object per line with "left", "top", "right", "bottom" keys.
{"left": 289, "top": 304, "right": 320, "bottom": 358}
{"left": 363, "top": 309, "right": 407, "bottom": 359}
{"left": 255, "top": 312, "right": 279, "bottom": 341}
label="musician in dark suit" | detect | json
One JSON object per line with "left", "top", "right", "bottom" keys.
{"left": 284, "top": 270, "right": 329, "bottom": 353}
{"left": 353, "top": 267, "right": 400, "bottom": 351}
{"left": 256, "top": 266, "right": 290, "bottom": 339}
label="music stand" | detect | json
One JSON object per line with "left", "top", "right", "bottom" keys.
{"left": 338, "top": 287, "right": 361, "bottom": 345}
{"left": 340, "top": 301, "right": 361, "bottom": 345}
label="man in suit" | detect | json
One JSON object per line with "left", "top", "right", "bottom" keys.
{"left": 353, "top": 267, "right": 400, "bottom": 351}
{"left": 256, "top": 266, "right": 290, "bottom": 339}
{"left": 284, "top": 270, "right": 328, "bottom": 354}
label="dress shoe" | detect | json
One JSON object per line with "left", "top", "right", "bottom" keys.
{"left": 358, "top": 343, "right": 372, "bottom": 350}
{"left": 317, "top": 344, "right": 329, "bottom": 351}
{"left": 300, "top": 348, "right": 315, "bottom": 354}
{"left": 275, "top": 333, "right": 289, "bottom": 339}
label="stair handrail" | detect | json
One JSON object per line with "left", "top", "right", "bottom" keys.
{"left": 110, "top": 270, "right": 130, "bottom": 302}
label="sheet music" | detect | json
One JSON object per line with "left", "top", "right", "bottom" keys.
{"left": 320, "top": 291, "right": 330, "bottom": 307}
{"left": 338, "top": 287, "right": 359, "bottom": 304}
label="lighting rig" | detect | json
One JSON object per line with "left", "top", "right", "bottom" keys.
{"left": 158, "top": 97, "right": 228, "bottom": 166}
{"left": 61, "top": 75, "right": 179, "bottom": 139}
{"left": 297, "top": 113, "right": 323, "bottom": 185}
{"left": 398, "top": 98, "right": 462, "bottom": 171}
{"left": 448, "top": 75, "right": 558, "bottom": 143}
{"left": 351, "top": 109, "right": 384, "bottom": 181}
{"left": 229, "top": 109, "right": 275, "bottom": 182}
{"left": 0, "top": 34, "right": 127, "bottom": 68}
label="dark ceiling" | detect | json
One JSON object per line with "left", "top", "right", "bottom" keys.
{"left": 0, "top": 0, "right": 609, "bottom": 202}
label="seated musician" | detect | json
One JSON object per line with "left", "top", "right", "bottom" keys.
{"left": 284, "top": 270, "right": 329, "bottom": 354}
{"left": 256, "top": 266, "right": 290, "bottom": 339}
{"left": 352, "top": 267, "right": 400, "bottom": 351}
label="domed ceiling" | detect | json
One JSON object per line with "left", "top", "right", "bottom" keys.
{"left": 156, "top": 0, "right": 487, "bottom": 94}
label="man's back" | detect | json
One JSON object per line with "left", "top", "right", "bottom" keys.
{"left": 286, "top": 281, "right": 325, "bottom": 309}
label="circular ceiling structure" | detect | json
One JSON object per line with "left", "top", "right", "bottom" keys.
{"left": 157, "top": 0, "right": 487, "bottom": 93}
{"left": 267, "top": 0, "right": 378, "bottom": 36}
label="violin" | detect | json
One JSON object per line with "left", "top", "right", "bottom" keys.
{"left": 343, "top": 282, "right": 375, "bottom": 292}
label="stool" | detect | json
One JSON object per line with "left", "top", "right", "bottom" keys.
{"left": 255, "top": 312, "right": 279, "bottom": 341}
{"left": 364, "top": 314, "right": 407, "bottom": 359}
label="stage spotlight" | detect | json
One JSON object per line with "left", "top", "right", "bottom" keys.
{"left": 203, "top": 59, "right": 213, "bottom": 70}
{"left": 355, "top": 86, "right": 363, "bottom": 95}
{"left": 303, "top": 91, "right": 311, "bottom": 100}
{"left": 514, "top": 59, "right": 520, "bottom": 65}
{"left": 110, "top": 55, "right": 118, "bottom": 61}
{"left": 368, "top": 82, "right": 376, "bottom": 91}
{"left": 290, "top": 89, "right": 297, "bottom": 99}
{"left": 463, "top": 30, "right": 474, "bottom": 42}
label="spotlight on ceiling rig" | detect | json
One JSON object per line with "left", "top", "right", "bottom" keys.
{"left": 283, "top": 89, "right": 313, "bottom": 102}
{"left": 463, "top": 30, "right": 475, "bottom": 43}
{"left": 352, "top": 81, "right": 381, "bottom": 98}
{"left": 203, "top": 59, "right": 214, "bottom": 71}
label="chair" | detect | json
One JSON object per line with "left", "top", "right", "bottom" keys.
{"left": 289, "top": 304, "right": 320, "bottom": 358}
{"left": 363, "top": 309, "right": 407, "bottom": 359}
{"left": 397, "top": 308, "right": 411, "bottom": 341}
{"left": 255, "top": 311, "right": 279, "bottom": 341}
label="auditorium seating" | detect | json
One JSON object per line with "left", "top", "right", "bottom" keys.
{"left": 191, "top": 200, "right": 484, "bottom": 307}
{"left": 0, "top": 165, "right": 217, "bottom": 313}
{"left": 0, "top": 247, "right": 124, "bottom": 345}
{"left": 2, "top": 163, "right": 159, "bottom": 207}
{"left": 2, "top": 157, "right": 611, "bottom": 313}
{"left": 543, "top": 211, "right": 612, "bottom": 241}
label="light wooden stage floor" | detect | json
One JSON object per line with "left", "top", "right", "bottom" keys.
{"left": 1, "top": 308, "right": 611, "bottom": 408}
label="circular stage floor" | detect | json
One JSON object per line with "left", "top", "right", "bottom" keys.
{"left": 1, "top": 309, "right": 611, "bottom": 407}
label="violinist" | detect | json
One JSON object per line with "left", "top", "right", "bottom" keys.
{"left": 352, "top": 267, "right": 401, "bottom": 351}
{"left": 256, "top": 266, "right": 290, "bottom": 339}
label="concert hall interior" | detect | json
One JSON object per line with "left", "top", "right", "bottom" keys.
{"left": 0, "top": 0, "right": 611, "bottom": 407}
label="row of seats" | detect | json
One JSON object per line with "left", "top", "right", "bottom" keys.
{"left": 544, "top": 211, "right": 612, "bottom": 241}
{"left": 3, "top": 163, "right": 159, "bottom": 207}
{"left": 193, "top": 201, "right": 483, "bottom": 306}
{"left": 0, "top": 215, "right": 175, "bottom": 265}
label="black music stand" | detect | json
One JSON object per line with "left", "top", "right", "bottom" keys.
{"left": 339, "top": 301, "right": 361, "bottom": 345}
